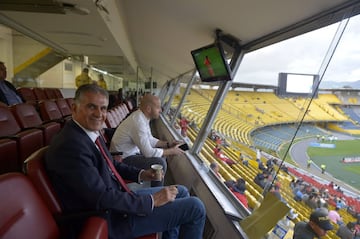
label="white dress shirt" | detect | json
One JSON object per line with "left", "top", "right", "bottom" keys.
{"left": 110, "top": 109, "right": 163, "bottom": 159}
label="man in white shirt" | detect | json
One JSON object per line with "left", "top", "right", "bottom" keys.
{"left": 110, "top": 94, "right": 184, "bottom": 186}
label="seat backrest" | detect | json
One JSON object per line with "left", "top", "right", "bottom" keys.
{"left": 24, "top": 146, "right": 62, "bottom": 214}
{"left": 0, "top": 173, "right": 59, "bottom": 239}
{"left": 44, "top": 88, "right": 57, "bottom": 100}
{"left": 33, "top": 88, "right": 48, "bottom": 101}
{"left": 0, "top": 105, "right": 44, "bottom": 168}
{"left": 11, "top": 103, "right": 43, "bottom": 128}
{"left": 38, "top": 100, "right": 63, "bottom": 122}
{"left": 55, "top": 98, "right": 72, "bottom": 117}
{"left": 105, "top": 111, "right": 117, "bottom": 128}
{"left": 17, "top": 87, "right": 37, "bottom": 102}
{"left": 65, "top": 97, "right": 74, "bottom": 108}
{"left": 0, "top": 106, "right": 21, "bottom": 136}
{"left": 54, "top": 88, "right": 63, "bottom": 99}
{"left": 11, "top": 103, "right": 61, "bottom": 145}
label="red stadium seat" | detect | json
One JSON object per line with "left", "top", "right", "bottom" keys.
{"left": 11, "top": 103, "right": 61, "bottom": 145}
{"left": 0, "top": 106, "right": 43, "bottom": 170}
{"left": 38, "top": 100, "right": 65, "bottom": 125}
{"left": 24, "top": 147, "right": 63, "bottom": 214}
{"left": 105, "top": 110, "right": 118, "bottom": 128}
{"left": 25, "top": 147, "right": 157, "bottom": 239}
{"left": 44, "top": 88, "right": 58, "bottom": 100}
{"left": 55, "top": 98, "right": 72, "bottom": 121}
{"left": 0, "top": 104, "right": 18, "bottom": 173}
{"left": 120, "top": 102, "right": 130, "bottom": 116}
{"left": 17, "top": 87, "right": 37, "bottom": 106}
{"left": 33, "top": 88, "right": 48, "bottom": 101}
{"left": 65, "top": 97, "right": 75, "bottom": 108}
{"left": 0, "top": 138, "right": 18, "bottom": 174}
{"left": 54, "top": 88, "right": 64, "bottom": 98}
{"left": 0, "top": 173, "right": 108, "bottom": 239}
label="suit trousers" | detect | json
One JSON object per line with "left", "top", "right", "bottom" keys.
{"left": 130, "top": 185, "right": 206, "bottom": 239}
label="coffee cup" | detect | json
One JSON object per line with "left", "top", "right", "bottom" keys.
{"left": 151, "top": 164, "right": 163, "bottom": 181}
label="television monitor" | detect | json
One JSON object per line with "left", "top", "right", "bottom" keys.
{"left": 277, "top": 72, "right": 319, "bottom": 98}
{"left": 191, "top": 43, "right": 232, "bottom": 82}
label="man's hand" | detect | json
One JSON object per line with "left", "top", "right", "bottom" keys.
{"left": 169, "top": 140, "right": 183, "bottom": 147}
{"left": 163, "top": 142, "right": 185, "bottom": 156}
{"left": 152, "top": 185, "right": 178, "bottom": 207}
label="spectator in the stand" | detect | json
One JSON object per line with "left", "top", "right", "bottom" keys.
{"left": 213, "top": 145, "right": 236, "bottom": 166}
{"left": 214, "top": 135, "right": 222, "bottom": 146}
{"left": 263, "top": 171, "right": 274, "bottom": 192}
{"left": 239, "top": 153, "right": 249, "bottom": 167}
{"left": 270, "top": 182, "right": 283, "bottom": 201}
{"left": 225, "top": 178, "right": 249, "bottom": 209}
{"left": 304, "top": 193, "right": 319, "bottom": 210}
{"left": 336, "top": 222, "right": 356, "bottom": 239}
{"left": 97, "top": 73, "right": 107, "bottom": 90}
{"left": 293, "top": 209, "right": 333, "bottom": 239}
{"left": 110, "top": 93, "right": 184, "bottom": 187}
{"left": 0, "top": 61, "right": 23, "bottom": 106}
{"left": 266, "top": 158, "right": 273, "bottom": 168}
{"left": 258, "top": 161, "right": 266, "bottom": 171}
{"left": 75, "top": 67, "right": 93, "bottom": 88}
{"left": 292, "top": 180, "right": 305, "bottom": 201}
{"left": 290, "top": 179, "right": 296, "bottom": 190}
{"left": 321, "top": 164, "right": 326, "bottom": 174}
{"left": 179, "top": 117, "right": 190, "bottom": 137}
{"left": 254, "top": 172, "right": 268, "bottom": 189}
{"left": 45, "top": 84, "right": 206, "bottom": 239}
{"left": 307, "top": 159, "right": 312, "bottom": 169}
{"left": 328, "top": 207, "right": 343, "bottom": 225}
{"left": 336, "top": 198, "right": 346, "bottom": 209}
{"left": 209, "top": 130, "right": 217, "bottom": 140}
{"left": 209, "top": 162, "right": 220, "bottom": 178}
{"left": 280, "top": 164, "right": 289, "bottom": 174}
{"left": 256, "top": 148, "right": 261, "bottom": 161}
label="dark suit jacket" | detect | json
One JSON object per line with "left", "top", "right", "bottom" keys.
{"left": 0, "top": 80, "right": 23, "bottom": 105}
{"left": 45, "top": 120, "right": 153, "bottom": 239}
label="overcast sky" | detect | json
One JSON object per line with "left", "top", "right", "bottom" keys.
{"left": 233, "top": 14, "right": 360, "bottom": 86}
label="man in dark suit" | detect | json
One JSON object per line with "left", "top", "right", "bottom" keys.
{"left": 45, "top": 84, "right": 206, "bottom": 239}
{"left": 0, "top": 61, "right": 23, "bottom": 106}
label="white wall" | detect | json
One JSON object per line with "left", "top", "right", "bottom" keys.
{"left": 0, "top": 25, "right": 13, "bottom": 81}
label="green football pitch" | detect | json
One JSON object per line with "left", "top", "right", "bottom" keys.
{"left": 307, "top": 139, "right": 360, "bottom": 190}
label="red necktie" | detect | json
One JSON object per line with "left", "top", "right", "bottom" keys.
{"left": 95, "top": 137, "right": 132, "bottom": 193}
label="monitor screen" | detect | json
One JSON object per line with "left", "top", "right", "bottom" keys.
{"left": 277, "top": 72, "right": 319, "bottom": 97}
{"left": 191, "top": 43, "right": 232, "bottom": 82}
